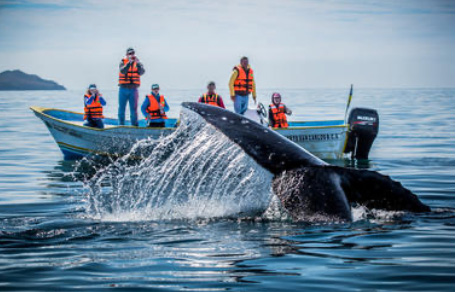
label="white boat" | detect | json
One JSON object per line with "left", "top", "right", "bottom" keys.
{"left": 31, "top": 105, "right": 378, "bottom": 160}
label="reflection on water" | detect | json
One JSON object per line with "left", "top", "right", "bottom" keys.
{"left": 0, "top": 89, "right": 454, "bottom": 291}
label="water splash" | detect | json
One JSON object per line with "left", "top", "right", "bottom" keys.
{"left": 82, "top": 108, "right": 274, "bottom": 222}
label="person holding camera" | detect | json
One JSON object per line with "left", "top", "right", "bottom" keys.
{"left": 118, "top": 47, "right": 145, "bottom": 126}
{"left": 83, "top": 84, "right": 106, "bottom": 129}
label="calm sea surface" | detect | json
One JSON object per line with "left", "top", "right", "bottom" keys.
{"left": 0, "top": 88, "right": 454, "bottom": 291}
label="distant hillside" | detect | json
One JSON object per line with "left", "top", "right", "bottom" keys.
{"left": 0, "top": 70, "right": 66, "bottom": 90}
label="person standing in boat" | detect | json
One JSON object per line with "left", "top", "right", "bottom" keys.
{"left": 141, "top": 84, "right": 170, "bottom": 127}
{"left": 83, "top": 84, "right": 106, "bottom": 129}
{"left": 198, "top": 81, "right": 225, "bottom": 108}
{"left": 118, "top": 47, "right": 145, "bottom": 126}
{"left": 229, "top": 56, "right": 257, "bottom": 114}
{"left": 268, "top": 92, "right": 292, "bottom": 129}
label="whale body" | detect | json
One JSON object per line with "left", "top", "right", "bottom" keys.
{"left": 182, "top": 102, "right": 430, "bottom": 222}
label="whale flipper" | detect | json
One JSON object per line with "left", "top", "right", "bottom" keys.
{"left": 182, "top": 102, "right": 430, "bottom": 222}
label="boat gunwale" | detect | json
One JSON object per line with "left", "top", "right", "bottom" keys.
{"left": 30, "top": 106, "right": 351, "bottom": 131}
{"left": 30, "top": 106, "right": 177, "bottom": 131}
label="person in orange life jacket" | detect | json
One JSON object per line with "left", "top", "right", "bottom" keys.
{"left": 268, "top": 92, "right": 292, "bottom": 129}
{"left": 197, "top": 81, "right": 225, "bottom": 108}
{"left": 83, "top": 84, "right": 106, "bottom": 129}
{"left": 118, "top": 47, "right": 145, "bottom": 126}
{"left": 228, "top": 56, "right": 257, "bottom": 114}
{"left": 141, "top": 84, "right": 170, "bottom": 127}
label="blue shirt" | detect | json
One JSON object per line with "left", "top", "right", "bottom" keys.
{"left": 141, "top": 93, "right": 170, "bottom": 122}
{"left": 84, "top": 95, "right": 106, "bottom": 106}
{"left": 84, "top": 95, "right": 106, "bottom": 120}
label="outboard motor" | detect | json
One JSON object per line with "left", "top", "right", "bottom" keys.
{"left": 344, "top": 108, "right": 379, "bottom": 160}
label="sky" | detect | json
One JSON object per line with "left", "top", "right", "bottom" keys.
{"left": 0, "top": 0, "right": 455, "bottom": 91}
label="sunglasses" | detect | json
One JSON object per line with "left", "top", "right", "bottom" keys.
{"left": 128, "top": 52, "right": 135, "bottom": 55}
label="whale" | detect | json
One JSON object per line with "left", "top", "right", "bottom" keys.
{"left": 182, "top": 102, "right": 430, "bottom": 222}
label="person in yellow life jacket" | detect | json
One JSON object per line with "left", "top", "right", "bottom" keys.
{"left": 228, "top": 56, "right": 257, "bottom": 114}
{"left": 83, "top": 84, "right": 106, "bottom": 129}
{"left": 198, "top": 81, "right": 225, "bottom": 109}
{"left": 141, "top": 84, "right": 170, "bottom": 127}
{"left": 268, "top": 92, "right": 292, "bottom": 129}
{"left": 118, "top": 47, "right": 145, "bottom": 126}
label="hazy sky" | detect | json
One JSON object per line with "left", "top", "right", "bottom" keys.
{"left": 0, "top": 0, "right": 454, "bottom": 91}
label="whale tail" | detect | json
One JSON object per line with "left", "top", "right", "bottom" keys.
{"left": 273, "top": 166, "right": 430, "bottom": 222}
{"left": 181, "top": 102, "right": 431, "bottom": 222}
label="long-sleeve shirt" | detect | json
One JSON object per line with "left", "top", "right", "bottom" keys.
{"left": 141, "top": 93, "right": 170, "bottom": 122}
{"left": 268, "top": 103, "right": 291, "bottom": 127}
{"left": 228, "top": 66, "right": 257, "bottom": 99}
{"left": 198, "top": 93, "right": 226, "bottom": 108}
{"left": 84, "top": 95, "right": 106, "bottom": 106}
{"left": 84, "top": 95, "right": 106, "bottom": 120}
{"left": 119, "top": 58, "right": 145, "bottom": 89}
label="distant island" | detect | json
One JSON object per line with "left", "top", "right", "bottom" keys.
{"left": 0, "top": 70, "right": 66, "bottom": 91}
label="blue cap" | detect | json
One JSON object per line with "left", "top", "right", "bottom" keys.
{"left": 151, "top": 84, "right": 160, "bottom": 90}
{"left": 88, "top": 84, "right": 97, "bottom": 89}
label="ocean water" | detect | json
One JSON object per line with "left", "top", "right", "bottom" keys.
{"left": 0, "top": 88, "right": 454, "bottom": 291}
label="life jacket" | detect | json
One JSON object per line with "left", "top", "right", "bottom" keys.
{"left": 146, "top": 94, "right": 168, "bottom": 120}
{"left": 84, "top": 94, "right": 104, "bottom": 120}
{"left": 119, "top": 58, "right": 141, "bottom": 86}
{"left": 201, "top": 93, "right": 219, "bottom": 107}
{"left": 269, "top": 103, "right": 288, "bottom": 128}
{"left": 233, "top": 65, "right": 254, "bottom": 96}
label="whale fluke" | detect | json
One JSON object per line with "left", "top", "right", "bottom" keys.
{"left": 182, "top": 102, "right": 430, "bottom": 222}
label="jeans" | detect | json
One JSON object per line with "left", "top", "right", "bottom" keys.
{"left": 84, "top": 118, "right": 104, "bottom": 129}
{"left": 118, "top": 87, "right": 139, "bottom": 126}
{"left": 234, "top": 94, "right": 249, "bottom": 115}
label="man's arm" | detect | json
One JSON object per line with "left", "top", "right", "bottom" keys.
{"left": 119, "top": 59, "right": 131, "bottom": 74}
{"left": 252, "top": 78, "right": 257, "bottom": 101}
{"left": 140, "top": 97, "right": 150, "bottom": 117}
{"left": 163, "top": 99, "right": 170, "bottom": 112}
{"left": 228, "top": 70, "right": 238, "bottom": 100}
{"left": 197, "top": 95, "right": 204, "bottom": 103}
{"left": 84, "top": 96, "right": 94, "bottom": 106}
{"left": 217, "top": 95, "right": 226, "bottom": 109}
{"left": 99, "top": 96, "right": 107, "bottom": 106}
{"left": 136, "top": 61, "right": 145, "bottom": 75}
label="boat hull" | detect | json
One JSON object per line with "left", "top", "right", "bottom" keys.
{"left": 31, "top": 107, "right": 349, "bottom": 160}
{"left": 31, "top": 107, "right": 175, "bottom": 159}
{"left": 276, "top": 125, "right": 348, "bottom": 160}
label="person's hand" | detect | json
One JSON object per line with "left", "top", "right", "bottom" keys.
{"left": 231, "top": 95, "right": 236, "bottom": 102}
{"left": 253, "top": 97, "right": 257, "bottom": 104}
{"left": 286, "top": 108, "right": 292, "bottom": 115}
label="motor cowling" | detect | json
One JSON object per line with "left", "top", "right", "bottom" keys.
{"left": 344, "top": 108, "right": 379, "bottom": 160}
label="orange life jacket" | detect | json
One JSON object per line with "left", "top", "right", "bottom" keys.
{"left": 201, "top": 93, "right": 219, "bottom": 107}
{"left": 84, "top": 94, "right": 104, "bottom": 120}
{"left": 233, "top": 65, "right": 254, "bottom": 96}
{"left": 269, "top": 103, "right": 288, "bottom": 128}
{"left": 119, "top": 58, "right": 141, "bottom": 86}
{"left": 146, "top": 94, "right": 168, "bottom": 120}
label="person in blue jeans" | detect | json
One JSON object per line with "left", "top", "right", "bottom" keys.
{"left": 228, "top": 56, "right": 257, "bottom": 115}
{"left": 118, "top": 47, "right": 145, "bottom": 126}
